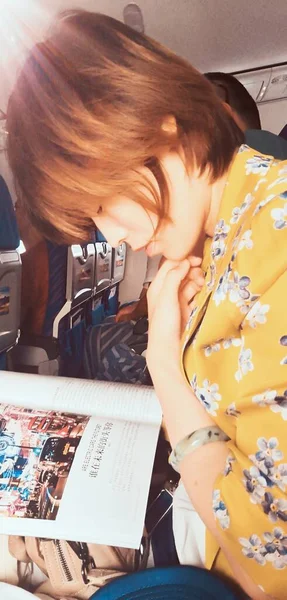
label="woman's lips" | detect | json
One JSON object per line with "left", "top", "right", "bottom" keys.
{"left": 145, "top": 241, "right": 157, "bottom": 257}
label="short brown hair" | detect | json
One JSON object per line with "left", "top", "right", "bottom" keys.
{"left": 7, "top": 10, "right": 243, "bottom": 243}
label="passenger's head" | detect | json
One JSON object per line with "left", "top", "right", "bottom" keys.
{"left": 7, "top": 10, "right": 243, "bottom": 260}
{"left": 205, "top": 72, "right": 261, "bottom": 132}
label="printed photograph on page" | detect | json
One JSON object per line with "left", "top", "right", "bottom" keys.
{"left": 0, "top": 404, "right": 89, "bottom": 520}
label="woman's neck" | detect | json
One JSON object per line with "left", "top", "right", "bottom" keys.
{"left": 204, "top": 170, "right": 230, "bottom": 238}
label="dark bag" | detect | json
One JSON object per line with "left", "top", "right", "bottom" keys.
{"left": 83, "top": 318, "right": 151, "bottom": 385}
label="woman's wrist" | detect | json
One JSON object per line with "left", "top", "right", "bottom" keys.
{"left": 149, "top": 360, "right": 183, "bottom": 383}
{"left": 151, "top": 369, "right": 214, "bottom": 447}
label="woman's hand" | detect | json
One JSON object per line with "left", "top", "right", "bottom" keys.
{"left": 146, "top": 256, "right": 204, "bottom": 381}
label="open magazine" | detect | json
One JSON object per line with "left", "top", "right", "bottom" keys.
{"left": 0, "top": 372, "right": 162, "bottom": 548}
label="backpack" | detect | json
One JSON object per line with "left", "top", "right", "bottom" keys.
{"left": 6, "top": 535, "right": 148, "bottom": 599}
{"left": 83, "top": 319, "right": 151, "bottom": 385}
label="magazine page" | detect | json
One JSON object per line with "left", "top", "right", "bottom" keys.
{"left": 0, "top": 401, "right": 160, "bottom": 548}
{"left": 0, "top": 372, "right": 162, "bottom": 425}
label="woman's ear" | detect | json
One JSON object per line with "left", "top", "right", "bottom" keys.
{"left": 161, "top": 115, "right": 177, "bottom": 135}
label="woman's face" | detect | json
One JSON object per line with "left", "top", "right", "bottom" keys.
{"left": 92, "top": 151, "right": 212, "bottom": 261}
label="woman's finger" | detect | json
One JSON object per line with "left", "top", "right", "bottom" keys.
{"left": 155, "top": 260, "right": 191, "bottom": 310}
{"left": 147, "top": 259, "right": 182, "bottom": 316}
{"left": 180, "top": 279, "right": 202, "bottom": 304}
{"left": 187, "top": 255, "right": 202, "bottom": 269}
{"left": 184, "top": 266, "right": 205, "bottom": 287}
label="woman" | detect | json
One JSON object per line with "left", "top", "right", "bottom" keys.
{"left": 5, "top": 10, "right": 287, "bottom": 599}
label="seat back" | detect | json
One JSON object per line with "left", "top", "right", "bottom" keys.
{"left": 43, "top": 242, "right": 68, "bottom": 337}
{"left": 66, "top": 243, "right": 95, "bottom": 307}
{"left": 0, "top": 176, "right": 21, "bottom": 368}
{"left": 94, "top": 241, "right": 112, "bottom": 295}
{"left": 10, "top": 241, "right": 66, "bottom": 375}
{"left": 111, "top": 243, "right": 126, "bottom": 285}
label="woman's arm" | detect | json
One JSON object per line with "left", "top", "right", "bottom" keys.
{"left": 152, "top": 367, "right": 270, "bottom": 600}
{"left": 146, "top": 260, "right": 280, "bottom": 600}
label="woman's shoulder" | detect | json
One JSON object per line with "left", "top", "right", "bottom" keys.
{"left": 211, "top": 149, "right": 286, "bottom": 299}
{"left": 229, "top": 147, "right": 287, "bottom": 228}
{"left": 232, "top": 144, "right": 286, "bottom": 182}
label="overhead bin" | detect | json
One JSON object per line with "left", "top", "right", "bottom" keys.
{"left": 235, "top": 64, "right": 287, "bottom": 103}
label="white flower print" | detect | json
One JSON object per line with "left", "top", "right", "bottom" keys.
{"left": 252, "top": 390, "right": 277, "bottom": 407}
{"left": 241, "top": 192, "right": 254, "bottom": 212}
{"left": 243, "top": 466, "right": 267, "bottom": 504}
{"left": 235, "top": 341, "right": 254, "bottom": 382}
{"left": 271, "top": 391, "right": 287, "bottom": 421}
{"left": 228, "top": 272, "right": 251, "bottom": 304}
{"left": 204, "top": 342, "right": 221, "bottom": 357}
{"left": 239, "top": 534, "right": 267, "bottom": 565}
{"left": 244, "top": 301, "right": 270, "bottom": 329}
{"left": 222, "top": 337, "right": 242, "bottom": 350}
{"left": 264, "top": 528, "right": 287, "bottom": 570}
{"left": 189, "top": 373, "right": 198, "bottom": 395}
{"left": 240, "top": 529, "right": 287, "bottom": 570}
{"left": 254, "top": 178, "right": 267, "bottom": 192}
{"left": 238, "top": 144, "right": 250, "bottom": 154}
{"left": 271, "top": 202, "right": 287, "bottom": 230}
{"left": 254, "top": 437, "right": 283, "bottom": 464}
{"left": 213, "top": 266, "right": 231, "bottom": 307}
{"left": 230, "top": 193, "right": 254, "bottom": 224}
{"left": 253, "top": 194, "right": 276, "bottom": 216}
{"left": 230, "top": 206, "right": 241, "bottom": 225}
{"left": 238, "top": 229, "right": 253, "bottom": 250}
{"left": 214, "top": 219, "right": 230, "bottom": 238}
{"left": 201, "top": 379, "right": 221, "bottom": 400}
{"left": 211, "top": 237, "right": 227, "bottom": 260}
{"left": 262, "top": 493, "right": 287, "bottom": 524}
{"left": 211, "top": 219, "right": 230, "bottom": 261}
{"left": 249, "top": 437, "right": 284, "bottom": 478}
{"left": 225, "top": 402, "right": 241, "bottom": 417}
{"left": 279, "top": 335, "right": 287, "bottom": 366}
{"left": 236, "top": 294, "right": 261, "bottom": 316}
{"left": 268, "top": 464, "right": 287, "bottom": 492}
{"left": 194, "top": 378, "right": 221, "bottom": 416}
{"left": 266, "top": 550, "right": 287, "bottom": 570}
{"left": 279, "top": 165, "right": 287, "bottom": 175}
{"left": 212, "top": 490, "right": 230, "bottom": 530}
{"left": 268, "top": 176, "right": 287, "bottom": 190}
{"left": 238, "top": 230, "right": 253, "bottom": 251}
{"left": 203, "top": 338, "right": 243, "bottom": 357}
{"left": 224, "top": 454, "right": 235, "bottom": 476}
{"left": 206, "top": 263, "right": 216, "bottom": 291}
{"left": 245, "top": 155, "right": 272, "bottom": 176}
{"left": 185, "top": 306, "right": 198, "bottom": 332}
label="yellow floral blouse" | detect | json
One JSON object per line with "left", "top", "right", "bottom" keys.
{"left": 181, "top": 146, "right": 287, "bottom": 598}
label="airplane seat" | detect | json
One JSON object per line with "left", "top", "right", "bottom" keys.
{"left": 91, "top": 230, "right": 113, "bottom": 324}
{"left": 11, "top": 240, "right": 96, "bottom": 377}
{"left": 58, "top": 241, "right": 96, "bottom": 377}
{"left": 10, "top": 241, "right": 68, "bottom": 375}
{"left": 0, "top": 175, "right": 21, "bottom": 369}
{"left": 107, "top": 242, "right": 126, "bottom": 316}
{"left": 92, "top": 230, "right": 126, "bottom": 321}
{"left": 42, "top": 242, "right": 68, "bottom": 337}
